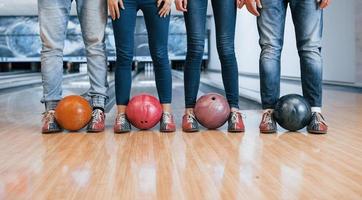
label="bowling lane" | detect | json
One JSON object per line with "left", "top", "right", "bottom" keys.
{"left": 1, "top": 71, "right": 362, "bottom": 200}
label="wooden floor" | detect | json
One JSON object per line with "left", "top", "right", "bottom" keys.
{"left": 0, "top": 73, "right": 362, "bottom": 200}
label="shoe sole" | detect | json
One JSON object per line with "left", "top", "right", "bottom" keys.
{"left": 228, "top": 129, "right": 245, "bottom": 133}
{"left": 87, "top": 129, "right": 105, "bottom": 133}
{"left": 308, "top": 130, "right": 327, "bottom": 134}
{"left": 260, "top": 130, "right": 277, "bottom": 134}
{"left": 160, "top": 129, "right": 176, "bottom": 133}
{"left": 42, "top": 130, "right": 63, "bottom": 134}
{"left": 182, "top": 129, "right": 199, "bottom": 133}
{"left": 114, "top": 130, "right": 131, "bottom": 134}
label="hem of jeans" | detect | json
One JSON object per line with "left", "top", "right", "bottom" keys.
{"left": 262, "top": 105, "right": 275, "bottom": 110}
{"left": 45, "top": 100, "right": 60, "bottom": 111}
{"left": 229, "top": 104, "right": 239, "bottom": 110}
{"left": 159, "top": 101, "right": 172, "bottom": 105}
{"left": 309, "top": 104, "right": 322, "bottom": 108}
{"left": 91, "top": 96, "right": 106, "bottom": 108}
{"left": 185, "top": 104, "right": 195, "bottom": 109}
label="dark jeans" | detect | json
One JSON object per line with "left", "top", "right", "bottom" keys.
{"left": 258, "top": 0, "right": 323, "bottom": 109}
{"left": 112, "top": 0, "right": 172, "bottom": 105}
{"left": 183, "top": 0, "right": 239, "bottom": 109}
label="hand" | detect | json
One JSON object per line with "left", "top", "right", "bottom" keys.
{"left": 175, "top": 0, "right": 187, "bottom": 12}
{"left": 244, "top": 0, "right": 262, "bottom": 16}
{"left": 236, "top": 0, "right": 245, "bottom": 9}
{"left": 318, "top": 0, "right": 331, "bottom": 9}
{"left": 157, "top": 0, "right": 172, "bottom": 17}
{"left": 108, "top": 0, "right": 125, "bottom": 20}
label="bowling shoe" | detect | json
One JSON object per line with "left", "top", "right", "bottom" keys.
{"left": 182, "top": 113, "right": 199, "bottom": 132}
{"left": 87, "top": 109, "right": 105, "bottom": 132}
{"left": 114, "top": 113, "right": 131, "bottom": 133}
{"left": 227, "top": 111, "right": 245, "bottom": 132}
{"left": 307, "top": 112, "right": 328, "bottom": 134}
{"left": 160, "top": 112, "right": 176, "bottom": 132}
{"left": 42, "top": 110, "right": 62, "bottom": 133}
{"left": 259, "top": 110, "right": 277, "bottom": 133}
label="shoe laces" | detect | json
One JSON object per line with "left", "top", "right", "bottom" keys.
{"left": 313, "top": 112, "right": 327, "bottom": 125}
{"left": 42, "top": 110, "right": 55, "bottom": 123}
{"left": 116, "top": 113, "right": 127, "bottom": 125}
{"left": 230, "top": 111, "right": 242, "bottom": 123}
{"left": 262, "top": 111, "right": 274, "bottom": 124}
{"left": 186, "top": 113, "right": 196, "bottom": 123}
{"left": 162, "top": 112, "right": 173, "bottom": 124}
{"left": 91, "top": 109, "right": 102, "bottom": 124}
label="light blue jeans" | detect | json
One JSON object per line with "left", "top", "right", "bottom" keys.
{"left": 38, "top": 0, "right": 108, "bottom": 111}
{"left": 258, "top": 0, "right": 323, "bottom": 109}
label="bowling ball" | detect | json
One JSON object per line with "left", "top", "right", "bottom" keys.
{"left": 194, "top": 93, "right": 230, "bottom": 129}
{"left": 126, "top": 93, "right": 162, "bottom": 130}
{"left": 273, "top": 94, "right": 312, "bottom": 131}
{"left": 55, "top": 95, "right": 92, "bottom": 131}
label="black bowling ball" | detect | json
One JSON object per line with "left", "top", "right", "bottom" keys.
{"left": 273, "top": 94, "right": 312, "bottom": 131}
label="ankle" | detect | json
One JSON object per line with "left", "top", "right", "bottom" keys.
{"left": 185, "top": 108, "right": 194, "bottom": 115}
{"left": 263, "top": 109, "right": 274, "bottom": 114}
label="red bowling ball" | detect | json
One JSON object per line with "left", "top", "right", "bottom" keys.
{"left": 126, "top": 93, "right": 163, "bottom": 130}
{"left": 194, "top": 93, "right": 230, "bottom": 129}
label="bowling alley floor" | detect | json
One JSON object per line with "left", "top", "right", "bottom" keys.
{"left": 0, "top": 71, "right": 362, "bottom": 199}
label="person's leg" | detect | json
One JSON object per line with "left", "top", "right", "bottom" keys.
{"left": 141, "top": 0, "right": 175, "bottom": 132}
{"left": 257, "top": 0, "right": 287, "bottom": 133}
{"left": 183, "top": 0, "right": 208, "bottom": 112}
{"left": 112, "top": 0, "right": 137, "bottom": 133}
{"left": 38, "top": 0, "right": 71, "bottom": 133}
{"left": 211, "top": 0, "right": 244, "bottom": 132}
{"left": 141, "top": 1, "right": 172, "bottom": 110}
{"left": 76, "top": 0, "right": 109, "bottom": 132}
{"left": 181, "top": 0, "right": 208, "bottom": 132}
{"left": 112, "top": 0, "right": 137, "bottom": 110}
{"left": 257, "top": 0, "right": 287, "bottom": 110}
{"left": 76, "top": 0, "right": 108, "bottom": 110}
{"left": 38, "top": 0, "right": 71, "bottom": 111}
{"left": 211, "top": 0, "right": 239, "bottom": 110}
{"left": 289, "top": 0, "right": 327, "bottom": 134}
{"left": 289, "top": 0, "right": 323, "bottom": 110}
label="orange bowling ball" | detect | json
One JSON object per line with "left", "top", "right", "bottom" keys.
{"left": 55, "top": 95, "right": 92, "bottom": 131}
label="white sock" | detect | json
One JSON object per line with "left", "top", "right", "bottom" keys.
{"left": 311, "top": 107, "right": 322, "bottom": 113}
{"left": 263, "top": 109, "right": 274, "bottom": 113}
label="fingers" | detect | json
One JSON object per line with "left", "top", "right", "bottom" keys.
{"left": 108, "top": 1, "right": 116, "bottom": 20}
{"left": 108, "top": 0, "right": 121, "bottom": 20}
{"left": 319, "top": 0, "right": 330, "bottom": 9}
{"left": 256, "top": 0, "right": 262, "bottom": 9}
{"left": 183, "top": 0, "right": 188, "bottom": 11}
{"left": 175, "top": 0, "right": 187, "bottom": 12}
{"left": 157, "top": 0, "right": 163, "bottom": 7}
{"left": 158, "top": 0, "right": 171, "bottom": 17}
{"left": 246, "top": 0, "right": 260, "bottom": 16}
{"left": 119, "top": 0, "right": 125, "bottom": 10}
{"left": 237, "top": 0, "right": 245, "bottom": 9}
{"left": 114, "top": 2, "right": 120, "bottom": 19}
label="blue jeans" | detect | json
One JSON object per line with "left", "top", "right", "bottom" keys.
{"left": 258, "top": 0, "right": 323, "bottom": 109}
{"left": 38, "top": 0, "right": 109, "bottom": 111}
{"left": 112, "top": 0, "right": 172, "bottom": 105}
{"left": 183, "top": 0, "right": 239, "bottom": 109}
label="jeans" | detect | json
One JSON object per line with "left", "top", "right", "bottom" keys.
{"left": 112, "top": 0, "right": 172, "bottom": 105}
{"left": 183, "top": 0, "right": 239, "bottom": 109}
{"left": 258, "top": 0, "right": 323, "bottom": 109}
{"left": 38, "top": 0, "right": 109, "bottom": 111}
